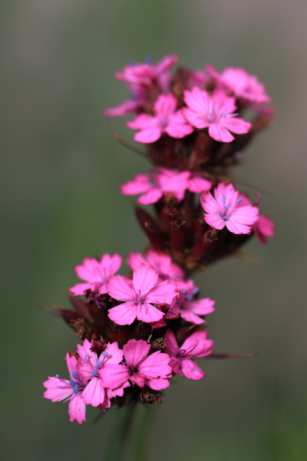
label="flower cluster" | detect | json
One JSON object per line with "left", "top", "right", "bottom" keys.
{"left": 44, "top": 252, "right": 214, "bottom": 423}
{"left": 43, "top": 55, "right": 275, "bottom": 424}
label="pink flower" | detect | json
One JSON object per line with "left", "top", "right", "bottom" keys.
{"left": 108, "top": 266, "right": 177, "bottom": 325}
{"left": 128, "top": 250, "right": 184, "bottom": 280}
{"left": 103, "top": 339, "right": 172, "bottom": 391}
{"left": 77, "top": 340, "right": 123, "bottom": 408}
{"left": 201, "top": 183, "right": 259, "bottom": 235}
{"left": 121, "top": 168, "right": 211, "bottom": 205}
{"left": 115, "top": 55, "right": 177, "bottom": 91}
{"left": 70, "top": 253, "right": 122, "bottom": 296}
{"left": 179, "top": 282, "right": 215, "bottom": 325}
{"left": 43, "top": 354, "right": 86, "bottom": 424}
{"left": 255, "top": 214, "right": 275, "bottom": 244}
{"left": 128, "top": 94, "right": 193, "bottom": 143}
{"left": 165, "top": 330, "right": 213, "bottom": 380}
{"left": 183, "top": 87, "right": 251, "bottom": 143}
{"left": 210, "top": 66, "right": 270, "bottom": 104}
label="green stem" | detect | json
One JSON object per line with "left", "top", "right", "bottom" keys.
{"left": 106, "top": 404, "right": 155, "bottom": 461}
{"left": 129, "top": 405, "right": 155, "bottom": 461}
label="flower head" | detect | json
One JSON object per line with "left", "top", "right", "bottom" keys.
{"left": 121, "top": 168, "right": 211, "bottom": 205}
{"left": 255, "top": 214, "right": 275, "bottom": 244}
{"left": 103, "top": 339, "right": 172, "bottom": 391}
{"left": 183, "top": 87, "right": 251, "bottom": 142}
{"left": 108, "top": 266, "right": 177, "bottom": 325}
{"left": 43, "top": 354, "right": 86, "bottom": 424}
{"left": 128, "top": 249, "right": 184, "bottom": 280}
{"left": 128, "top": 94, "right": 192, "bottom": 143}
{"left": 210, "top": 66, "right": 270, "bottom": 104}
{"left": 201, "top": 183, "right": 259, "bottom": 235}
{"left": 165, "top": 331, "right": 213, "bottom": 380}
{"left": 70, "top": 253, "right": 121, "bottom": 296}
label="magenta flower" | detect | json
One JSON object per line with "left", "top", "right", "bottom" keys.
{"left": 255, "top": 214, "right": 275, "bottom": 244}
{"left": 201, "top": 183, "right": 259, "bottom": 235}
{"left": 179, "top": 288, "right": 215, "bottom": 325}
{"left": 70, "top": 253, "right": 122, "bottom": 296}
{"left": 77, "top": 340, "right": 123, "bottom": 408}
{"left": 115, "top": 54, "right": 177, "bottom": 90}
{"left": 165, "top": 330, "right": 213, "bottom": 380}
{"left": 128, "top": 249, "right": 184, "bottom": 280}
{"left": 108, "top": 266, "right": 177, "bottom": 325}
{"left": 128, "top": 94, "right": 193, "bottom": 143}
{"left": 183, "top": 87, "right": 251, "bottom": 143}
{"left": 121, "top": 168, "right": 211, "bottom": 205}
{"left": 210, "top": 66, "right": 270, "bottom": 104}
{"left": 43, "top": 354, "right": 86, "bottom": 424}
{"left": 103, "top": 339, "right": 172, "bottom": 391}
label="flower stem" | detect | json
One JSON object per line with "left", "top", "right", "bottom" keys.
{"left": 106, "top": 403, "right": 155, "bottom": 461}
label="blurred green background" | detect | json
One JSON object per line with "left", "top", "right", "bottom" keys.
{"left": 2, "top": 1, "right": 307, "bottom": 460}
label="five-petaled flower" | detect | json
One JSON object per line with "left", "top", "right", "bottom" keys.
{"left": 108, "top": 266, "right": 177, "bottom": 325}
{"left": 209, "top": 66, "right": 270, "bottom": 104}
{"left": 128, "top": 94, "right": 193, "bottom": 143}
{"left": 43, "top": 354, "right": 86, "bottom": 424}
{"left": 183, "top": 87, "right": 251, "bottom": 142}
{"left": 103, "top": 339, "right": 172, "bottom": 391}
{"left": 201, "top": 182, "right": 259, "bottom": 235}
{"left": 121, "top": 168, "right": 211, "bottom": 205}
{"left": 165, "top": 330, "right": 214, "bottom": 380}
{"left": 70, "top": 253, "right": 121, "bottom": 296}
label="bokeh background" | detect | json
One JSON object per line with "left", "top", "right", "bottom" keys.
{"left": 2, "top": 1, "right": 307, "bottom": 460}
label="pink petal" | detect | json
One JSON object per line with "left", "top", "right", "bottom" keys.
{"left": 181, "top": 358, "right": 205, "bottom": 381}
{"left": 136, "top": 302, "right": 164, "bottom": 323}
{"left": 222, "top": 117, "right": 251, "bottom": 135}
{"left": 128, "top": 252, "right": 147, "bottom": 271}
{"left": 100, "top": 253, "right": 122, "bottom": 278}
{"left": 255, "top": 214, "right": 275, "bottom": 244}
{"left": 188, "top": 176, "right": 212, "bottom": 193}
{"left": 181, "top": 331, "right": 214, "bottom": 358}
{"left": 166, "top": 111, "right": 193, "bottom": 139}
{"left": 208, "top": 124, "right": 234, "bottom": 143}
{"left": 154, "top": 94, "right": 177, "bottom": 117}
{"left": 66, "top": 354, "right": 78, "bottom": 381}
{"left": 226, "top": 205, "right": 259, "bottom": 235}
{"left": 108, "top": 302, "right": 137, "bottom": 326}
{"left": 43, "top": 377, "right": 72, "bottom": 402}
{"left": 108, "top": 275, "right": 135, "bottom": 302}
{"left": 183, "top": 108, "right": 208, "bottom": 129}
{"left": 139, "top": 351, "right": 171, "bottom": 379}
{"left": 68, "top": 395, "right": 86, "bottom": 424}
{"left": 204, "top": 214, "right": 226, "bottom": 230}
{"left": 134, "top": 127, "right": 162, "bottom": 144}
{"left": 121, "top": 174, "right": 152, "bottom": 196}
{"left": 82, "top": 377, "right": 105, "bottom": 407}
{"left": 188, "top": 297, "right": 215, "bottom": 316}
{"left": 104, "top": 342, "right": 124, "bottom": 364}
{"left": 70, "top": 283, "right": 92, "bottom": 296}
{"left": 104, "top": 100, "right": 139, "bottom": 117}
{"left": 123, "top": 339, "right": 150, "bottom": 367}
{"left": 128, "top": 114, "right": 157, "bottom": 129}
{"left": 180, "top": 311, "right": 204, "bottom": 325}
{"left": 164, "top": 330, "right": 180, "bottom": 356}
{"left": 148, "top": 378, "right": 170, "bottom": 390}
{"left": 101, "top": 364, "right": 129, "bottom": 389}
{"left": 138, "top": 188, "right": 163, "bottom": 205}
{"left": 200, "top": 191, "right": 220, "bottom": 215}
{"left": 146, "top": 280, "right": 177, "bottom": 305}
{"left": 184, "top": 87, "right": 210, "bottom": 113}
{"left": 132, "top": 266, "right": 159, "bottom": 297}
